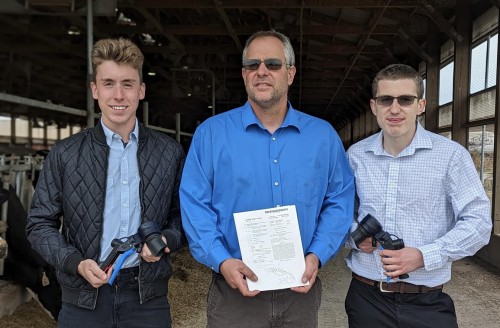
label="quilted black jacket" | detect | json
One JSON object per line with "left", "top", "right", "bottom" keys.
{"left": 26, "top": 121, "right": 185, "bottom": 309}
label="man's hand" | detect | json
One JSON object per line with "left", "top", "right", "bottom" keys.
{"left": 291, "top": 253, "right": 319, "bottom": 294}
{"left": 357, "top": 237, "right": 377, "bottom": 253}
{"left": 77, "top": 259, "right": 109, "bottom": 288}
{"left": 219, "top": 258, "right": 260, "bottom": 297}
{"left": 141, "top": 236, "right": 170, "bottom": 262}
{"left": 379, "top": 247, "right": 424, "bottom": 278}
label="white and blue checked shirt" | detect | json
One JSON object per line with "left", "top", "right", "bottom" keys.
{"left": 345, "top": 123, "right": 492, "bottom": 287}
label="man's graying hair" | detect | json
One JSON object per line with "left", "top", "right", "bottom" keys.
{"left": 242, "top": 30, "right": 295, "bottom": 67}
{"left": 372, "top": 64, "right": 424, "bottom": 99}
{"left": 91, "top": 38, "right": 144, "bottom": 82}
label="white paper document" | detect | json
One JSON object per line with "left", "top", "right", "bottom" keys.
{"left": 233, "top": 205, "right": 308, "bottom": 291}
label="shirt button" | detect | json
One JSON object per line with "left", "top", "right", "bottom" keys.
{"left": 122, "top": 203, "right": 128, "bottom": 207}
{"left": 122, "top": 180, "right": 127, "bottom": 184}
{"left": 274, "top": 182, "right": 279, "bottom": 186}
{"left": 273, "top": 159, "right": 278, "bottom": 164}
{"left": 272, "top": 137, "right": 276, "bottom": 141}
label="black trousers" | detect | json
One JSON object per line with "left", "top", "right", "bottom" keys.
{"left": 345, "top": 279, "right": 458, "bottom": 328}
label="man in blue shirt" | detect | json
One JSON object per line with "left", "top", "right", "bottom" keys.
{"left": 180, "top": 30, "right": 355, "bottom": 327}
{"left": 345, "top": 64, "right": 492, "bottom": 328}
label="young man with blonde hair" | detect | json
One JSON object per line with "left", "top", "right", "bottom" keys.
{"left": 27, "top": 38, "right": 184, "bottom": 328}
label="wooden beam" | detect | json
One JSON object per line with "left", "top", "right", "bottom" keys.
{"left": 420, "top": 0, "right": 463, "bottom": 43}
{"left": 451, "top": 0, "right": 471, "bottom": 146}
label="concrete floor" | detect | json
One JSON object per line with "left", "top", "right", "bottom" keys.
{"left": 169, "top": 247, "right": 500, "bottom": 327}
{"left": 319, "top": 248, "right": 500, "bottom": 328}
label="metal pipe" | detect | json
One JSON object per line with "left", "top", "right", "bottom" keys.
{"left": 86, "top": 0, "right": 95, "bottom": 128}
{"left": 143, "top": 102, "right": 149, "bottom": 125}
{"left": 141, "top": 101, "right": 193, "bottom": 137}
{"left": 170, "top": 68, "right": 216, "bottom": 116}
{"left": 176, "top": 113, "right": 181, "bottom": 143}
{"left": 0, "top": 92, "right": 87, "bottom": 116}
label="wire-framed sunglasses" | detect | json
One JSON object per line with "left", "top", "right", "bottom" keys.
{"left": 374, "top": 95, "right": 419, "bottom": 107}
{"left": 242, "top": 58, "right": 286, "bottom": 71}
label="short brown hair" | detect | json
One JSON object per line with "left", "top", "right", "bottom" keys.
{"left": 372, "top": 64, "right": 424, "bottom": 99}
{"left": 91, "top": 38, "right": 144, "bottom": 82}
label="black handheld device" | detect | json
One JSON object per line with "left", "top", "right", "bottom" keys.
{"left": 351, "top": 214, "right": 409, "bottom": 279}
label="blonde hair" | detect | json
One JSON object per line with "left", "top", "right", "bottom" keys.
{"left": 91, "top": 38, "right": 144, "bottom": 82}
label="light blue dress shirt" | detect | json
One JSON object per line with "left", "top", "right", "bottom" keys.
{"left": 346, "top": 122, "right": 492, "bottom": 287}
{"left": 99, "top": 119, "right": 141, "bottom": 269}
{"left": 180, "top": 101, "right": 355, "bottom": 272}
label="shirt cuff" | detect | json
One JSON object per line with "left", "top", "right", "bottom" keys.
{"left": 307, "top": 245, "right": 327, "bottom": 268}
{"left": 418, "top": 243, "right": 444, "bottom": 271}
{"left": 208, "top": 245, "right": 232, "bottom": 273}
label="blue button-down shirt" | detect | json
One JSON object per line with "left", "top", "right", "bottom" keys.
{"left": 180, "top": 102, "right": 355, "bottom": 272}
{"left": 346, "top": 123, "right": 492, "bottom": 287}
{"left": 99, "top": 119, "right": 141, "bottom": 268}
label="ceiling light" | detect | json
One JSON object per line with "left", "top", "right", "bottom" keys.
{"left": 147, "top": 71, "right": 156, "bottom": 76}
{"left": 32, "top": 118, "right": 43, "bottom": 128}
{"left": 116, "top": 12, "right": 136, "bottom": 26}
{"left": 67, "top": 25, "right": 81, "bottom": 35}
{"left": 141, "top": 33, "right": 156, "bottom": 46}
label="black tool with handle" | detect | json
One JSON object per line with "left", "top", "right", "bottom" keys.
{"left": 351, "top": 214, "right": 409, "bottom": 279}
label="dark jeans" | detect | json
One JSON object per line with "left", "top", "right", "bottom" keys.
{"left": 57, "top": 267, "right": 171, "bottom": 328}
{"left": 345, "top": 279, "right": 458, "bottom": 328}
{"left": 207, "top": 272, "right": 322, "bottom": 328}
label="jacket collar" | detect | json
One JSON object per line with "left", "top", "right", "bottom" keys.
{"left": 93, "top": 119, "right": 148, "bottom": 145}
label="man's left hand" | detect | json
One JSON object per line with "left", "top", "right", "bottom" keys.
{"left": 291, "top": 253, "right": 320, "bottom": 294}
{"left": 140, "top": 236, "right": 170, "bottom": 262}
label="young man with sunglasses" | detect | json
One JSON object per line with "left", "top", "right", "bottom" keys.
{"left": 180, "top": 30, "right": 355, "bottom": 327}
{"left": 344, "top": 64, "right": 492, "bottom": 328}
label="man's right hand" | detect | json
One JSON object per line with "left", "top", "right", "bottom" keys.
{"left": 358, "top": 237, "right": 377, "bottom": 253}
{"left": 77, "top": 259, "right": 109, "bottom": 288}
{"left": 219, "top": 258, "right": 260, "bottom": 297}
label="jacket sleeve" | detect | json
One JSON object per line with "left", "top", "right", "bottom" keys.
{"left": 26, "top": 143, "right": 84, "bottom": 275}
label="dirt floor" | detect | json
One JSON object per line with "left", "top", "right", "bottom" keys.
{"left": 1, "top": 247, "right": 500, "bottom": 328}
{"left": 0, "top": 247, "right": 211, "bottom": 328}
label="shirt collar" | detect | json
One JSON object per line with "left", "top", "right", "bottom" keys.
{"left": 367, "top": 121, "right": 432, "bottom": 157}
{"left": 101, "top": 118, "right": 139, "bottom": 146}
{"left": 241, "top": 101, "right": 301, "bottom": 132}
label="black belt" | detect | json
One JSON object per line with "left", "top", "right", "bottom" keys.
{"left": 352, "top": 272, "right": 443, "bottom": 294}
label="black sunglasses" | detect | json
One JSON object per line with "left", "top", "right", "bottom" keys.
{"left": 374, "top": 95, "right": 419, "bottom": 107}
{"left": 242, "top": 58, "right": 286, "bottom": 71}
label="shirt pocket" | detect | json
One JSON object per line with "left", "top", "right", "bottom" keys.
{"left": 296, "top": 167, "right": 321, "bottom": 207}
